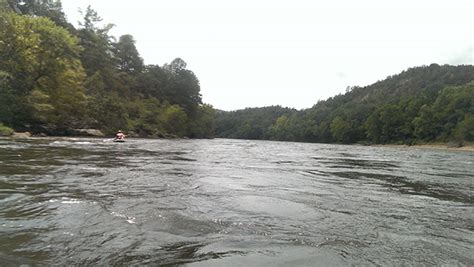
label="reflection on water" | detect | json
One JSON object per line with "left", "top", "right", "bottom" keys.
{"left": 0, "top": 137, "right": 473, "bottom": 266}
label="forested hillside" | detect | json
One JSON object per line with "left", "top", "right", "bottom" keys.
{"left": 1, "top": 1, "right": 472, "bottom": 144}
{"left": 216, "top": 64, "right": 474, "bottom": 144}
{"left": 215, "top": 106, "right": 297, "bottom": 139}
{"left": 0, "top": 0, "right": 214, "bottom": 137}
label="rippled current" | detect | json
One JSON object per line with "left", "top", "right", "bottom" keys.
{"left": 0, "top": 137, "right": 473, "bottom": 266}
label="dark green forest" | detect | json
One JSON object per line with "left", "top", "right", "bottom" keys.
{"left": 1, "top": 1, "right": 473, "bottom": 144}
{"left": 0, "top": 0, "right": 214, "bottom": 137}
{"left": 216, "top": 64, "right": 474, "bottom": 145}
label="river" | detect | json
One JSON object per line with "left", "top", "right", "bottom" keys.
{"left": 0, "top": 137, "right": 473, "bottom": 266}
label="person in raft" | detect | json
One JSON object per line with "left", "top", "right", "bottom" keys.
{"left": 115, "top": 130, "right": 126, "bottom": 141}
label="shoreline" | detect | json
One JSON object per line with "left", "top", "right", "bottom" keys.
{"left": 375, "top": 144, "right": 474, "bottom": 152}
{"left": 2, "top": 134, "right": 474, "bottom": 152}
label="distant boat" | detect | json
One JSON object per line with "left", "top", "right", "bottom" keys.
{"left": 113, "top": 138, "right": 126, "bottom": 143}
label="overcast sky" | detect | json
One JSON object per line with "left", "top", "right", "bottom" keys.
{"left": 61, "top": 0, "right": 473, "bottom": 111}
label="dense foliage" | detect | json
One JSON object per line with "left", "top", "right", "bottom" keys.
{"left": 216, "top": 64, "right": 474, "bottom": 144}
{"left": 0, "top": 0, "right": 214, "bottom": 137}
{"left": 215, "top": 106, "right": 297, "bottom": 140}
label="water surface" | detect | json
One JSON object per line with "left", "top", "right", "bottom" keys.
{"left": 0, "top": 137, "right": 473, "bottom": 266}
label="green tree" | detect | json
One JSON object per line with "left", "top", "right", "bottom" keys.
{"left": 0, "top": 13, "right": 86, "bottom": 131}
{"left": 135, "top": 65, "right": 166, "bottom": 98}
{"left": 270, "top": 114, "right": 291, "bottom": 140}
{"left": 365, "top": 112, "right": 381, "bottom": 143}
{"left": 0, "top": 70, "right": 17, "bottom": 126}
{"left": 413, "top": 105, "right": 436, "bottom": 141}
{"left": 377, "top": 104, "right": 406, "bottom": 143}
{"left": 5, "top": 0, "right": 70, "bottom": 29}
{"left": 1, "top": 3, "right": 215, "bottom": 138}
{"left": 453, "top": 114, "right": 474, "bottom": 141}
{"left": 87, "top": 93, "right": 128, "bottom": 134}
{"left": 160, "top": 104, "right": 188, "bottom": 136}
{"left": 126, "top": 97, "right": 164, "bottom": 136}
{"left": 330, "top": 116, "right": 352, "bottom": 143}
{"left": 1, "top": 0, "right": 13, "bottom": 13}
{"left": 114, "top": 34, "right": 144, "bottom": 73}
{"left": 77, "top": 6, "right": 115, "bottom": 77}
{"left": 188, "top": 104, "right": 216, "bottom": 138}
{"left": 163, "top": 58, "right": 202, "bottom": 115}
{"left": 430, "top": 82, "right": 474, "bottom": 141}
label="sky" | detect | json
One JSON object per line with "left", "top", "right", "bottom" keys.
{"left": 61, "top": 0, "right": 474, "bottom": 111}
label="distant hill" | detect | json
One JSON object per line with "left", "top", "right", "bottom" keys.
{"left": 216, "top": 64, "right": 474, "bottom": 144}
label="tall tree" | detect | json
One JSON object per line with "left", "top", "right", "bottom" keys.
{"left": 115, "top": 34, "right": 144, "bottom": 73}
{"left": 77, "top": 5, "right": 115, "bottom": 77}
{"left": 163, "top": 58, "right": 202, "bottom": 115}
{"left": 6, "top": 0, "right": 70, "bottom": 28}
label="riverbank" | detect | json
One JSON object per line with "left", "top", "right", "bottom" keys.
{"left": 376, "top": 143, "right": 474, "bottom": 152}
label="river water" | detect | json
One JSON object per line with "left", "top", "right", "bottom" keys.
{"left": 0, "top": 137, "right": 473, "bottom": 266}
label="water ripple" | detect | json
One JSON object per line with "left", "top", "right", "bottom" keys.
{"left": 0, "top": 137, "right": 473, "bottom": 266}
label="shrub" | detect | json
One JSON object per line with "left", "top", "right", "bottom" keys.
{"left": 0, "top": 123, "right": 14, "bottom": 136}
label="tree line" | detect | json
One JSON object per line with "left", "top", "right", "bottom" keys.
{"left": 0, "top": 0, "right": 214, "bottom": 137}
{"left": 216, "top": 64, "right": 474, "bottom": 145}
{"left": 1, "top": 1, "right": 472, "bottom": 144}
